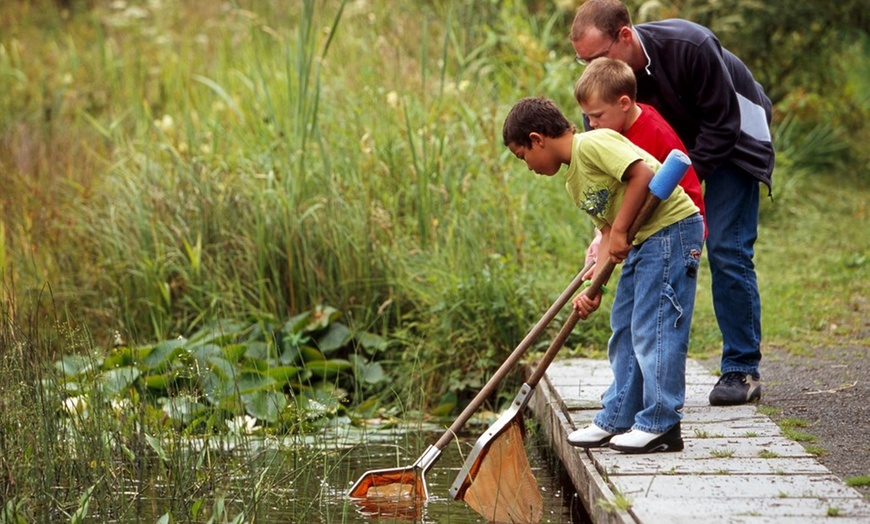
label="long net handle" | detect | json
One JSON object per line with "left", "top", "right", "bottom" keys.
{"left": 434, "top": 148, "right": 689, "bottom": 451}
{"left": 526, "top": 191, "right": 667, "bottom": 387}
{"left": 431, "top": 259, "right": 595, "bottom": 450}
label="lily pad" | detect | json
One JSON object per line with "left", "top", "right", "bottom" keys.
{"left": 356, "top": 331, "right": 388, "bottom": 354}
{"left": 143, "top": 339, "right": 187, "bottom": 372}
{"left": 306, "top": 359, "right": 352, "bottom": 379}
{"left": 145, "top": 373, "right": 174, "bottom": 391}
{"left": 221, "top": 343, "right": 248, "bottom": 363}
{"left": 236, "top": 372, "right": 277, "bottom": 395}
{"left": 283, "top": 311, "right": 310, "bottom": 334}
{"left": 244, "top": 340, "right": 271, "bottom": 360}
{"left": 245, "top": 390, "right": 287, "bottom": 423}
{"left": 299, "top": 346, "right": 325, "bottom": 363}
{"left": 315, "top": 322, "right": 351, "bottom": 354}
{"left": 266, "top": 366, "right": 302, "bottom": 384}
{"left": 162, "top": 396, "right": 207, "bottom": 426}
{"left": 350, "top": 355, "right": 386, "bottom": 385}
{"left": 103, "top": 346, "right": 135, "bottom": 369}
{"left": 56, "top": 355, "right": 97, "bottom": 377}
{"left": 99, "top": 366, "right": 141, "bottom": 396}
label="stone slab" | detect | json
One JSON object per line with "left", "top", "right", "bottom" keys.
{"left": 526, "top": 357, "right": 870, "bottom": 524}
{"left": 595, "top": 454, "right": 829, "bottom": 476}
{"left": 630, "top": 497, "right": 870, "bottom": 523}
{"left": 611, "top": 473, "right": 863, "bottom": 500}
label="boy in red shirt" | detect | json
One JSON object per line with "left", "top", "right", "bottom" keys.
{"left": 573, "top": 58, "right": 706, "bottom": 268}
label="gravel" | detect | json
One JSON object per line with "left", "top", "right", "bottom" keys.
{"left": 760, "top": 344, "right": 870, "bottom": 497}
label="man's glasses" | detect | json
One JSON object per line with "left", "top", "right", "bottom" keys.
{"left": 575, "top": 32, "right": 620, "bottom": 66}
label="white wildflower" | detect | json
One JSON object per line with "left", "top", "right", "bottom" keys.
{"left": 226, "top": 415, "right": 258, "bottom": 435}
{"left": 111, "top": 398, "right": 132, "bottom": 413}
{"left": 63, "top": 396, "right": 87, "bottom": 416}
{"left": 386, "top": 91, "right": 399, "bottom": 109}
{"left": 155, "top": 114, "right": 174, "bottom": 134}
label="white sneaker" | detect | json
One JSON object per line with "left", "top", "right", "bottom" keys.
{"left": 609, "top": 423, "right": 683, "bottom": 454}
{"left": 567, "top": 424, "right": 615, "bottom": 448}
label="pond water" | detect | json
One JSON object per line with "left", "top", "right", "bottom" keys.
{"left": 117, "top": 417, "right": 591, "bottom": 523}
{"left": 273, "top": 418, "right": 592, "bottom": 523}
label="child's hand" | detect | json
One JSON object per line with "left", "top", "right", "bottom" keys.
{"left": 572, "top": 288, "right": 602, "bottom": 320}
{"left": 608, "top": 229, "right": 631, "bottom": 263}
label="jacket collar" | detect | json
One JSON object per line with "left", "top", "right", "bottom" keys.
{"left": 633, "top": 26, "right": 654, "bottom": 77}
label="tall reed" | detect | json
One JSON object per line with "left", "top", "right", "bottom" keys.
{"left": 2, "top": 0, "right": 597, "bottom": 394}
{"left": 4, "top": 0, "right": 864, "bottom": 421}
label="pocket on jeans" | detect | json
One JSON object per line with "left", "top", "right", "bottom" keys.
{"left": 662, "top": 283, "right": 683, "bottom": 327}
{"left": 680, "top": 216, "right": 704, "bottom": 278}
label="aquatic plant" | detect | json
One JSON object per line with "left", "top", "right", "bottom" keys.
{"left": 49, "top": 305, "right": 388, "bottom": 432}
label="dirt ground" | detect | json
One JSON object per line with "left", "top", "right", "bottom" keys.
{"left": 706, "top": 344, "right": 870, "bottom": 498}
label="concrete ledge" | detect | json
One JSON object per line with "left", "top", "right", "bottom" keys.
{"left": 531, "top": 374, "right": 634, "bottom": 524}
{"left": 527, "top": 358, "right": 870, "bottom": 523}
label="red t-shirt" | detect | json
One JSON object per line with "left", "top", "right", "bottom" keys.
{"left": 624, "top": 103, "right": 707, "bottom": 236}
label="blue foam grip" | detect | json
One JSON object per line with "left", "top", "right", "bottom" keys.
{"left": 648, "top": 150, "right": 691, "bottom": 200}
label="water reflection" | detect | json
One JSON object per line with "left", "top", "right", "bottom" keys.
{"left": 129, "top": 419, "right": 589, "bottom": 523}
{"left": 333, "top": 420, "right": 589, "bottom": 523}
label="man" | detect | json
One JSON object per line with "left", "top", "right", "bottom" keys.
{"left": 570, "top": 0, "right": 775, "bottom": 406}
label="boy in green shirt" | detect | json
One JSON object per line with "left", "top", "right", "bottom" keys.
{"left": 503, "top": 97, "right": 703, "bottom": 453}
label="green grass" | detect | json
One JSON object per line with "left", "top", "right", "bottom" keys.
{"left": 805, "top": 445, "right": 826, "bottom": 456}
{"left": 781, "top": 417, "right": 811, "bottom": 428}
{"left": 846, "top": 475, "right": 870, "bottom": 488}
{"left": 758, "top": 406, "right": 781, "bottom": 417}
{"left": 1, "top": 0, "right": 867, "bottom": 395}
{"left": 596, "top": 491, "right": 632, "bottom": 513}
{"left": 0, "top": 1, "right": 868, "bottom": 519}
{"left": 783, "top": 429, "right": 819, "bottom": 443}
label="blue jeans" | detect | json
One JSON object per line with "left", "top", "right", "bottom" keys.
{"left": 704, "top": 163, "right": 762, "bottom": 378}
{"left": 593, "top": 214, "right": 704, "bottom": 434}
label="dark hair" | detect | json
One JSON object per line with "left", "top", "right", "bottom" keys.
{"left": 502, "top": 97, "right": 575, "bottom": 148}
{"left": 570, "top": 0, "right": 632, "bottom": 42}
{"left": 575, "top": 58, "right": 637, "bottom": 105}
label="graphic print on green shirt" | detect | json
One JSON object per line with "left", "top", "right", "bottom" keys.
{"left": 581, "top": 187, "right": 610, "bottom": 217}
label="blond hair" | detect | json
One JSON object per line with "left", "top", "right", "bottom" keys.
{"left": 574, "top": 58, "right": 637, "bottom": 106}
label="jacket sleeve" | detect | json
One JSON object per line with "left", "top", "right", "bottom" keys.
{"left": 683, "top": 36, "right": 741, "bottom": 179}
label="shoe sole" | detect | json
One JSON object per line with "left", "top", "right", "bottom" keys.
{"left": 709, "top": 387, "right": 762, "bottom": 406}
{"left": 609, "top": 423, "right": 683, "bottom": 454}
{"left": 566, "top": 435, "right": 613, "bottom": 448}
{"left": 610, "top": 438, "right": 684, "bottom": 454}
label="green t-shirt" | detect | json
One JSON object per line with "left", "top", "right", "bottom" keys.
{"left": 564, "top": 129, "right": 699, "bottom": 244}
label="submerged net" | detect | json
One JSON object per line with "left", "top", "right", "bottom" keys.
{"left": 460, "top": 418, "right": 543, "bottom": 524}
{"left": 348, "top": 468, "right": 425, "bottom": 500}
{"left": 348, "top": 468, "right": 426, "bottom": 520}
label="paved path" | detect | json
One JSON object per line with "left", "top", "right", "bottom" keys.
{"left": 528, "top": 358, "right": 870, "bottom": 523}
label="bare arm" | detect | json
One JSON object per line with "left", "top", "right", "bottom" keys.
{"left": 609, "top": 159, "right": 653, "bottom": 263}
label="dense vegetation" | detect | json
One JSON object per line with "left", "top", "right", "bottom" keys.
{"left": 0, "top": 0, "right": 867, "bottom": 518}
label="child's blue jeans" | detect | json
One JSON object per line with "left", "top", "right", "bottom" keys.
{"left": 593, "top": 213, "right": 704, "bottom": 434}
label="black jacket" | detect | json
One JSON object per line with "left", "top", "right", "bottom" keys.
{"left": 634, "top": 20, "right": 775, "bottom": 189}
